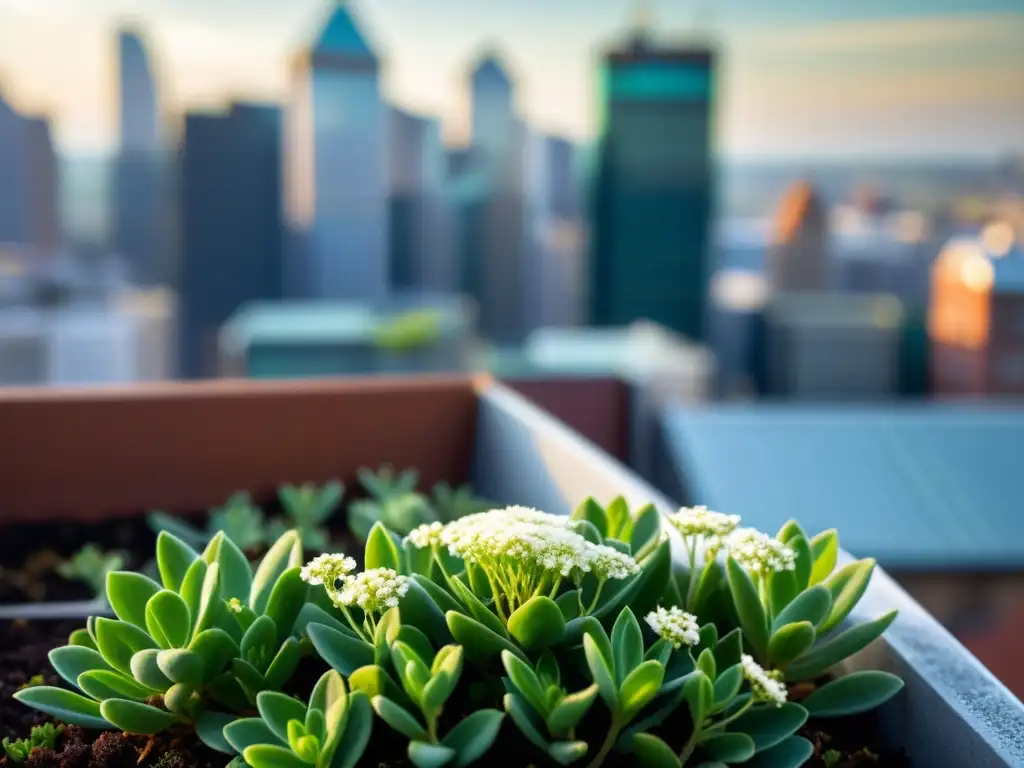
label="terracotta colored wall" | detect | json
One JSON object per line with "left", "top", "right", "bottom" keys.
{"left": 504, "top": 377, "right": 631, "bottom": 463}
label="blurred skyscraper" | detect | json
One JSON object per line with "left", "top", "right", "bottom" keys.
{"left": 589, "top": 20, "right": 716, "bottom": 341}
{"left": 765, "top": 181, "right": 829, "bottom": 292}
{"left": 285, "top": 4, "right": 389, "bottom": 301}
{"left": 451, "top": 52, "right": 530, "bottom": 343}
{"left": 178, "top": 103, "right": 285, "bottom": 379}
{"left": 0, "top": 89, "right": 58, "bottom": 255}
{"left": 112, "top": 30, "right": 167, "bottom": 285}
{"left": 389, "top": 107, "right": 454, "bottom": 293}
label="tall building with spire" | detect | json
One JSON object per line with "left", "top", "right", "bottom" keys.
{"left": 112, "top": 29, "right": 166, "bottom": 284}
{"left": 765, "top": 180, "right": 829, "bottom": 293}
{"left": 285, "top": 2, "right": 389, "bottom": 301}
{"left": 589, "top": 10, "right": 717, "bottom": 340}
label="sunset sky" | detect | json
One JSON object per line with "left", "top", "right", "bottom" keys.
{"left": 0, "top": 0, "right": 1021, "bottom": 158}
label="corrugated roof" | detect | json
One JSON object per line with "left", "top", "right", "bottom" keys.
{"left": 313, "top": 4, "right": 375, "bottom": 58}
{"left": 660, "top": 404, "right": 1024, "bottom": 569}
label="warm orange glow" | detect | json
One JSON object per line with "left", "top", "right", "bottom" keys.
{"left": 960, "top": 255, "right": 995, "bottom": 292}
{"left": 982, "top": 221, "right": 1016, "bottom": 258}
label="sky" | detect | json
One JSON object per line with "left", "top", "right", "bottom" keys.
{"left": 0, "top": 0, "right": 1021, "bottom": 158}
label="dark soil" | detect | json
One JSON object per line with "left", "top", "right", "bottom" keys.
{"left": 0, "top": 518, "right": 156, "bottom": 605}
{"left": 801, "top": 717, "right": 912, "bottom": 767}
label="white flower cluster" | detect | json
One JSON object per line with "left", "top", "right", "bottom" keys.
{"left": 645, "top": 605, "right": 700, "bottom": 649}
{"left": 741, "top": 654, "right": 788, "bottom": 706}
{"left": 727, "top": 528, "right": 796, "bottom": 575}
{"left": 300, "top": 553, "right": 357, "bottom": 586}
{"left": 406, "top": 521, "right": 444, "bottom": 549}
{"left": 337, "top": 568, "right": 410, "bottom": 614}
{"left": 667, "top": 506, "right": 741, "bottom": 539}
{"left": 440, "top": 507, "right": 640, "bottom": 582}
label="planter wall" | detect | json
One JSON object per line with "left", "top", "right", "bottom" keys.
{"left": 0, "top": 375, "right": 1022, "bottom": 765}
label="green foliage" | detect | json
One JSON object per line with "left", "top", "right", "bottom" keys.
{"left": 371, "top": 309, "right": 442, "bottom": 353}
{"left": 57, "top": 545, "right": 126, "bottom": 600}
{"left": 271, "top": 481, "right": 344, "bottom": 552}
{"left": 224, "top": 670, "right": 372, "bottom": 768}
{"left": 2, "top": 723, "right": 64, "bottom": 763}
{"left": 14, "top": 529, "right": 306, "bottom": 753}
{"left": 147, "top": 492, "right": 268, "bottom": 551}
{"left": 11, "top": 494, "right": 902, "bottom": 768}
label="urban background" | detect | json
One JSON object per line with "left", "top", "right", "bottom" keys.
{"left": 1, "top": 0, "right": 1024, "bottom": 693}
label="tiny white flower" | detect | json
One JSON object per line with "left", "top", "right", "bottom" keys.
{"left": 645, "top": 606, "right": 700, "bottom": 649}
{"left": 406, "top": 521, "right": 444, "bottom": 549}
{"left": 727, "top": 528, "right": 796, "bottom": 575}
{"left": 668, "top": 506, "right": 741, "bottom": 539}
{"left": 301, "top": 553, "right": 357, "bottom": 586}
{"left": 335, "top": 568, "right": 410, "bottom": 615}
{"left": 741, "top": 654, "right": 788, "bottom": 706}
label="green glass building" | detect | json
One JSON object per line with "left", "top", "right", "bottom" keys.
{"left": 589, "top": 35, "right": 716, "bottom": 341}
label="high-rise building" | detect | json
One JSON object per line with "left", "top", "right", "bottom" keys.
{"left": 388, "top": 107, "right": 453, "bottom": 293}
{"left": 589, "top": 22, "right": 716, "bottom": 341}
{"left": 285, "top": 2, "right": 389, "bottom": 301}
{"left": 765, "top": 181, "right": 829, "bottom": 293}
{"left": 112, "top": 30, "right": 166, "bottom": 284}
{"left": 452, "top": 52, "right": 529, "bottom": 343}
{"left": 0, "top": 89, "right": 59, "bottom": 254}
{"left": 930, "top": 227, "right": 1024, "bottom": 395}
{"left": 178, "top": 103, "right": 285, "bottom": 378}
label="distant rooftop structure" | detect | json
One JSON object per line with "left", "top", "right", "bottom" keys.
{"left": 471, "top": 51, "right": 513, "bottom": 84}
{"left": 311, "top": 2, "right": 376, "bottom": 59}
{"left": 659, "top": 404, "right": 1024, "bottom": 569}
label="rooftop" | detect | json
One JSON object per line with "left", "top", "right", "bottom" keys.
{"left": 660, "top": 403, "right": 1024, "bottom": 570}
{"left": 312, "top": 3, "right": 376, "bottom": 59}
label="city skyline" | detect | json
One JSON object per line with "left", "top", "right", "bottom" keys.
{"left": 0, "top": 0, "right": 1021, "bottom": 158}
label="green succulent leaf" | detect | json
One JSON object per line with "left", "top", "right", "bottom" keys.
{"left": 726, "top": 557, "right": 769, "bottom": 660}
{"left": 189, "top": 628, "right": 239, "bottom": 684}
{"left": 243, "top": 744, "right": 310, "bottom": 768}
{"left": 745, "top": 736, "right": 814, "bottom": 768}
{"left": 366, "top": 522, "right": 403, "bottom": 572}
{"left": 77, "top": 669, "right": 155, "bottom": 702}
{"left": 809, "top": 530, "right": 839, "bottom": 586}
{"left": 772, "top": 585, "right": 833, "bottom": 632}
{"left": 194, "top": 710, "right": 237, "bottom": 754}
{"left": 157, "top": 648, "right": 206, "bottom": 686}
{"left": 548, "top": 741, "right": 589, "bottom": 766}
{"left": 729, "top": 702, "right": 809, "bottom": 751}
{"left": 107, "top": 571, "right": 162, "bottom": 629}
{"left": 372, "top": 696, "right": 427, "bottom": 740}
{"left": 203, "top": 532, "right": 254, "bottom": 603}
{"left": 629, "top": 504, "right": 661, "bottom": 556}
{"left": 13, "top": 686, "right": 112, "bottom": 729}
{"left": 802, "top": 671, "right": 904, "bottom": 717}
{"left": 546, "top": 684, "right": 598, "bottom": 736}
{"left": 712, "top": 664, "right": 742, "bottom": 710}
{"left": 100, "top": 699, "right": 178, "bottom": 734}
{"left": 406, "top": 576, "right": 459, "bottom": 645}
{"left": 191, "top": 562, "right": 223, "bottom": 640}
{"left": 696, "top": 648, "right": 717, "bottom": 681}
{"left": 630, "top": 732, "right": 681, "bottom": 768}
{"left": 713, "top": 628, "right": 743, "bottom": 671}
{"left": 448, "top": 575, "right": 508, "bottom": 639}
{"left": 503, "top": 692, "right": 549, "bottom": 752}
{"left": 257, "top": 690, "right": 308, "bottom": 742}
{"left": 446, "top": 611, "right": 525, "bottom": 663}
{"left": 156, "top": 531, "right": 200, "bottom": 592}
{"left": 619, "top": 660, "right": 665, "bottom": 721}
{"left": 820, "top": 560, "right": 877, "bottom": 634}
{"left": 308, "top": 623, "right": 374, "bottom": 676}
{"left": 49, "top": 645, "right": 113, "bottom": 691}
{"left": 330, "top": 691, "right": 374, "bottom": 768}
{"left": 768, "top": 621, "right": 816, "bottom": 667}
{"left": 68, "top": 628, "right": 98, "bottom": 650}
{"left": 582, "top": 632, "right": 618, "bottom": 711}
{"left": 784, "top": 610, "right": 898, "bottom": 682}
{"left": 501, "top": 651, "right": 548, "bottom": 715}
{"left": 408, "top": 740, "right": 457, "bottom": 768}
{"left": 768, "top": 570, "right": 799, "bottom": 620}
{"left": 571, "top": 519, "right": 603, "bottom": 545}
{"left": 788, "top": 535, "right": 813, "bottom": 592}
{"left": 572, "top": 498, "right": 608, "bottom": 536}
{"left": 251, "top": 531, "right": 303, "bottom": 614}
{"left": 508, "top": 596, "right": 566, "bottom": 651}
{"left": 610, "top": 607, "right": 644, "bottom": 684}
{"left": 776, "top": 521, "right": 807, "bottom": 546}
{"left": 146, "top": 590, "right": 192, "bottom": 649}
{"left": 95, "top": 618, "right": 158, "bottom": 675}
{"left": 349, "top": 664, "right": 406, "bottom": 704}
{"left": 701, "top": 732, "right": 755, "bottom": 763}
{"left": 264, "top": 568, "right": 307, "bottom": 645}
{"left": 130, "top": 648, "right": 173, "bottom": 690}
{"left": 441, "top": 708, "right": 505, "bottom": 767}
{"left": 684, "top": 671, "right": 714, "bottom": 726}
{"left": 223, "top": 717, "right": 285, "bottom": 754}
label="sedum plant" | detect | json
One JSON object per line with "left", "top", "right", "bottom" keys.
{"left": 429, "top": 482, "right": 493, "bottom": 523}
{"left": 2, "top": 723, "right": 64, "bottom": 763}
{"left": 222, "top": 670, "right": 372, "bottom": 768}
{"left": 148, "top": 491, "right": 269, "bottom": 552}
{"left": 57, "top": 544, "right": 126, "bottom": 600}
{"left": 348, "top": 466, "right": 438, "bottom": 542}
{"left": 270, "top": 480, "right": 344, "bottom": 551}
{"left": 14, "top": 528, "right": 307, "bottom": 753}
